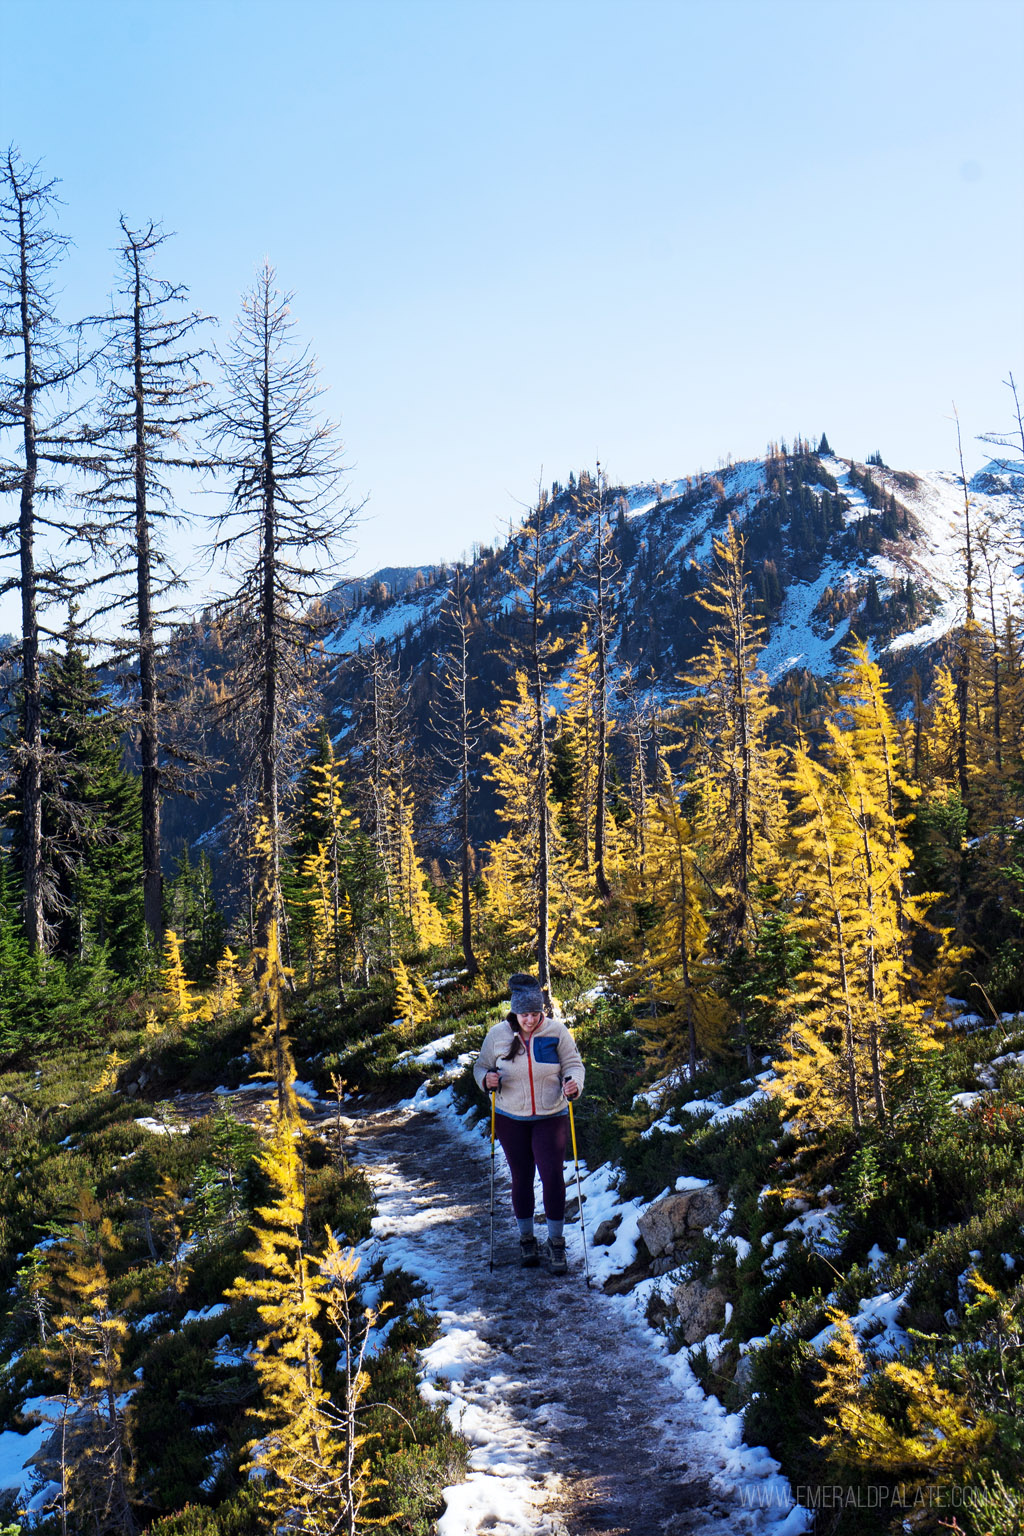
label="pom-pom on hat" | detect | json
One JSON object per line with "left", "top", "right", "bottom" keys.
{"left": 509, "top": 972, "right": 545, "bottom": 1017}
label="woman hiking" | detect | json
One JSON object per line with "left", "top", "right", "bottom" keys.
{"left": 474, "top": 972, "right": 585, "bottom": 1274}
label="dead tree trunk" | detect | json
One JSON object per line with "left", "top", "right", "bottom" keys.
{"left": 210, "top": 262, "right": 357, "bottom": 953}
{"left": 1, "top": 151, "right": 89, "bottom": 952}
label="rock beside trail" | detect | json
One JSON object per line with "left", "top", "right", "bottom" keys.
{"left": 733, "top": 1351, "right": 757, "bottom": 1390}
{"left": 637, "top": 1185, "right": 725, "bottom": 1259}
{"left": 671, "top": 1278, "right": 728, "bottom": 1344}
{"left": 592, "top": 1215, "right": 622, "bottom": 1246}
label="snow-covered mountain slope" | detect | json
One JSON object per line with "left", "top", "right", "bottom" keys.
{"left": 324, "top": 445, "right": 1022, "bottom": 709}
{"left": 167, "top": 444, "right": 1023, "bottom": 860}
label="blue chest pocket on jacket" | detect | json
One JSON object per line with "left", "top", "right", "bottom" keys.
{"left": 532, "top": 1037, "right": 560, "bottom": 1065}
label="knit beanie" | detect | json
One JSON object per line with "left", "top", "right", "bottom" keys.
{"left": 509, "top": 972, "right": 545, "bottom": 1017}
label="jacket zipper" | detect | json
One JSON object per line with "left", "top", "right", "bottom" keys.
{"left": 526, "top": 1040, "right": 537, "bottom": 1115}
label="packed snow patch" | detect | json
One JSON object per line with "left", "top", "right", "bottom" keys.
{"left": 395, "top": 1033, "right": 457, "bottom": 1067}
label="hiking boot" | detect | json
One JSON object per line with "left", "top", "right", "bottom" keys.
{"left": 546, "top": 1236, "right": 568, "bottom": 1275}
{"left": 519, "top": 1235, "right": 540, "bottom": 1268}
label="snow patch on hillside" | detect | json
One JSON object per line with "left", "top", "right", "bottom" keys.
{"left": 326, "top": 591, "right": 445, "bottom": 656}
{"left": 757, "top": 561, "right": 853, "bottom": 680}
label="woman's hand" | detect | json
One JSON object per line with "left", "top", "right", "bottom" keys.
{"left": 563, "top": 1078, "right": 580, "bottom": 1100}
{"left": 484, "top": 1071, "right": 500, "bottom": 1091}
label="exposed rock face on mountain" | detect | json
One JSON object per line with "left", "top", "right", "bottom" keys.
{"left": 320, "top": 444, "right": 1022, "bottom": 833}
{"left": 326, "top": 446, "right": 1021, "bottom": 687}
{"left": 168, "top": 443, "right": 1023, "bottom": 863}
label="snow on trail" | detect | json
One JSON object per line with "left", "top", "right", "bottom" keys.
{"left": 352, "top": 1093, "right": 807, "bottom": 1536}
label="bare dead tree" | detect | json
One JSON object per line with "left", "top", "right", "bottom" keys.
{"left": 979, "top": 371, "right": 1024, "bottom": 476}
{"left": 209, "top": 263, "right": 357, "bottom": 947}
{"left": 0, "top": 148, "right": 95, "bottom": 951}
{"left": 81, "top": 219, "right": 213, "bottom": 950}
{"left": 433, "top": 566, "right": 480, "bottom": 977}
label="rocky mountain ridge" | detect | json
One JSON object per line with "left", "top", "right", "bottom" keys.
{"left": 168, "top": 443, "right": 1024, "bottom": 865}
{"left": 322, "top": 442, "right": 1023, "bottom": 740}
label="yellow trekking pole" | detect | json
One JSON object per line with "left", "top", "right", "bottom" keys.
{"left": 567, "top": 1094, "right": 591, "bottom": 1288}
{"left": 488, "top": 1089, "right": 497, "bottom": 1272}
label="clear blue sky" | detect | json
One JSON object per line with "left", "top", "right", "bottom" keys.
{"left": 2, "top": 0, "right": 1022, "bottom": 597}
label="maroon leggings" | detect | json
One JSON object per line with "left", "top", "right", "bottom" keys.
{"left": 495, "top": 1113, "right": 569, "bottom": 1220}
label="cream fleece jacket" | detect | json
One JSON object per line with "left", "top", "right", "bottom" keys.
{"left": 473, "top": 1017, "right": 585, "bottom": 1119}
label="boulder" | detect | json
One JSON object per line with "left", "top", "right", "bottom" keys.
{"left": 592, "top": 1216, "right": 622, "bottom": 1247}
{"left": 645, "top": 1289, "right": 675, "bottom": 1329}
{"left": 671, "top": 1278, "right": 728, "bottom": 1344}
{"left": 637, "top": 1185, "right": 725, "bottom": 1258}
{"left": 733, "top": 1351, "right": 757, "bottom": 1391}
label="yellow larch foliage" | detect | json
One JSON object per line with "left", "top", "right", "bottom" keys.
{"left": 919, "top": 662, "right": 961, "bottom": 794}
{"left": 308, "top": 736, "right": 357, "bottom": 851}
{"left": 396, "top": 809, "right": 449, "bottom": 948}
{"left": 249, "top": 916, "right": 298, "bottom": 1115}
{"left": 314, "top": 1230, "right": 394, "bottom": 1532}
{"left": 91, "top": 1049, "right": 125, "bottom": 1095}
{"left": 412, "top": 970, "right": 435, "bottom": 1024}
{"left": 225, "top": 1107, "right": 347, "bottom": 1528}
{"left": 213, "top": 946, "right": 242, "bottom": 1015}
{"left": 773, "top": 746, "right": 879, "bottom": 1132}
{"left": 482, "top": 669, "right": 597, "bottom": 971}
{"left": 144, "top": 1175, "right": 192, "bottom": 1300}
{"left": 559, "top": 628, "right": 629, "bottom": 888}
{"left": 681, "top": 519, "right": 786, "bottom": 948}
{"left": 815, "top": 1308, "right": 993, "bottom": 1489}
{"left": 391, "top": 957, "right": 423, "bottom": 1034}
{"left": 43, "top": 1194, "right": 136, "bottom": 1531}
{"left": 161, "top": 928, "right": 204, "bottom": 1027}
{"left": 772, "top": 644, "right": 958, "bottom": 1135}
{"left": 302, "top": 740, "right": 361, "bottom": 983}
{"left": 301, "top": 842, "right": 336, "bottom": 985}
{"left": 629, "top": 755, "right": 729, "bottom": 1075}
{"left": 479, "top": 832, "right": 518, "bottom": 930}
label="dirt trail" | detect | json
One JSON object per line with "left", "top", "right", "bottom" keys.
{"left": 352, "top": 1103, "right": 742, "bottom": 1536}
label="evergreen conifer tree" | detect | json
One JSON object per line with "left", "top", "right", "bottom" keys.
{"left": 163, "top": 847, "right": 225, "bottom": 981}
{"left": 33, "top": 633, "right": 145, "bottom": 973}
